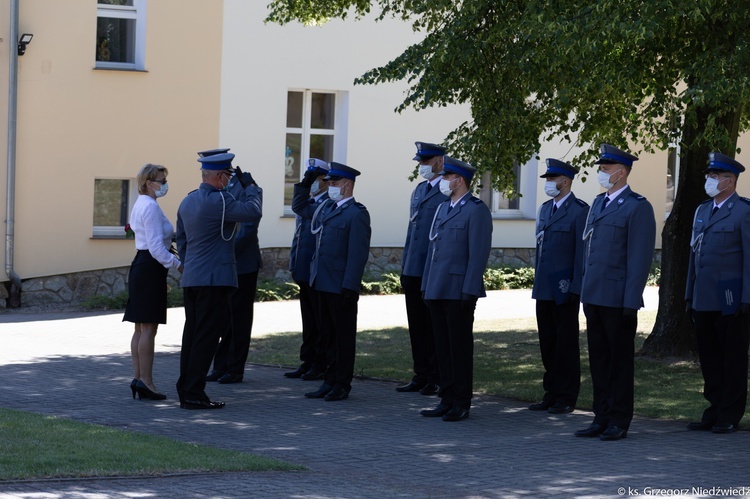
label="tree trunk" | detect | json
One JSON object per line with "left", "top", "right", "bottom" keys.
{"left": 641, "top": 105, "right": 741, "bottom": 357}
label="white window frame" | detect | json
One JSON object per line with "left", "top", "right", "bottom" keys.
{"left": 479, "top": 157, "right": 538, "bottom": 220}
{"left": 92, "top": 178, "right": 138, "bottom": 238}
{"left": 96, "top": 0, "right": 147, "bottom": 70}
{"left": 283, "top": 89, "right": 349, "bottom": 216}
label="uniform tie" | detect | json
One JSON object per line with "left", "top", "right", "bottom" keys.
{"left": 710, "top": 205, "right": 719, "bottom": 218}
{"left": 601, "top": 196, "right": 610, "bottom": 213}
{"left": 551, "top": 203, "right": 558, "bottom": 215}
{"left": 426, "top": 182, "right": 432, "bottom": 193}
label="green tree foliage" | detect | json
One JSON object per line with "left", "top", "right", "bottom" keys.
{"left": 267, "top": 0, "right": 750, "bottom": 356}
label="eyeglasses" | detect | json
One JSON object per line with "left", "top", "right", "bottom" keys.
{"left": 705, "top": 173, "right": 733, "bottom": 180}
{"left": 150, "top": 178, "right": 167, "bottom": 184}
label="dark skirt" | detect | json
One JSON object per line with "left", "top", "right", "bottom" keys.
{"left": 123, "top": 250, "right": 169, "bottom": 324}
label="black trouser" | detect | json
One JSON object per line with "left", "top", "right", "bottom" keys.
{"left": 212, "top": 271, "right": 259, "bottom": 375}
{"left": 318, "top": 290, "right": 358, "bottom": 392}
{"left": 401, "top": 274, "right": 438, "bottom": 385}
{"left": 535, "top": 299, "right": 581, "bottom": 407}
{"left": 693, "top": 310, "right": 750, "bottom": 427}
{"left": 177, "top": 286, "right": 232, "bottom": 402}
{"left": 426, "top": 298, "right": 476, "bottom": 410}
{"left": 296, "top": 280, "right": 327, "bottom": 371}
{"left": 583, "top": 304, "right": 636, "bottom": 430}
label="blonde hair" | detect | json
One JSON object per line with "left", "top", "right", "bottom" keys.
{"left": 136, "top": 164, "right": 168, "bottom": 195}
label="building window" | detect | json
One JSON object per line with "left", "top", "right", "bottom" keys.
{"left": 96, "top": 0, "right": 146, "bottom": 70}
{"left": 93, "top": 178, "right": 135, "bottom": 237}
{"left": 478, "top": 157, "right": 538, "bottom": 219}
{"left": 284, "top": 89, "right": 348, "bottom": 212}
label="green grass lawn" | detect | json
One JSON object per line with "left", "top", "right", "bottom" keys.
{"left": 0, "top": 408, "right": 302, "bottom": 481}
{"left": 249, "top": 310, "right": 744, "bottom": 425}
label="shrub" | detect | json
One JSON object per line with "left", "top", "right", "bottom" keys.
{"left": 255, "top": 280, "right": 300, "bottom": 302}
{"left": 647, "top": 263, "right": 661, "bottom": 287}
{"left": 81, "top": 290, "right": 129, "bottom": 310}
{"left": 361, "top": 272, "right": 401, "bottom": 295}
{"left": 483, "top": 266, "right": 535, "bottom": 291}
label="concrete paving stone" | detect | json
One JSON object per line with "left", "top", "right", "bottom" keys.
{"left": 2, "top": 288, "right": 750, "bottom": 498}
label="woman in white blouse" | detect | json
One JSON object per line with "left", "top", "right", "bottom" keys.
{"left": 123, "top": 164, "right": 182, "bottom": 401}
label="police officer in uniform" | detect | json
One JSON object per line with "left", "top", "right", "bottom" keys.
{"left": 396, "top": 142, "right": 449, "bottom": 395}
{"left": 292, "top": 162, "right": 371, "bottom": 401}
{"left": 201, "top": 148, "right": 264, "bottom": 385}
{"left": 529, "top": 159, "right": 588, "bottom": 414}
{"left": 575, "top": 144, "right": 655, "bottom": 440}
{"left": 420, "top": 156, "right": 492, "bottom": 421}
{"left": 285, "top": 159, "right": 330, "bottom": 380}
{"left": 685, "top": 152, "right": 750, "bottom": 434}
{"left": 175, "top": 152, "right": 262, "bottom": 409}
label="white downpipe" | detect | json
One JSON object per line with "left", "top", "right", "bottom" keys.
{"left": 5, "top": 0, "right": 23, "bottom": 307}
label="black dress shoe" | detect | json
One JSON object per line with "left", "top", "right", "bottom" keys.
{"left": 181, "top": 399, "right": 225, "bottom": 410}
{"left": 324, "top": 386, "right": 349, "bottom": 401}
{"left": 396, "top": 381, "right": 426, "bottom": 393}
{"left": 205, "top": 370, "right": 225, "bottom": 382}
{"left": 687, "top": 421, "right": 713, "bottom": 431}
{"left": 135, "top": 380, "right": 167, "bottom": 401}
{"left": 599, "top": 425, "right": 628, "bottom": 441}
{"left": 711, "top": 423, "right": 737, "bottom": 434}
{"left": 528, "top": 401, "right": 553, "bottom": 411}
{"left": 442, "top": 406, "right": 470, "bottom": 422}
{"left": 575, "top": 423, "right": 606, "bottom": 437}
{"left": 547, "top": 404, "right": 574, "bottom": 414}
{"left": 420, "top": 403, "right": 452, "bottom": 417}
{"left": 304, "top": 383, "right": 332, "bottom": 398}
{"left": 301, "top": 369, "right": 325, "bottom": 381}
{"left": 419, "top": 383, "right": 439, "bottom": 396}
{"left": 284, "top": 365, "right": 311, "bottom": 378}
{"left": 217, "top": 373, "right": 243, "bottom": 384}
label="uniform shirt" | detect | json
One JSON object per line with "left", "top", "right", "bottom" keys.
{"left": 421, "top": 194, "right": 493, "bottom": 300}
{"left": 532, "top": 192, "right": 588, "bottom": 302}
{"left": 308, "top": 198, "right": 372, "bottom": 294}
{"left": 129, "top": 194, "right": 181, "bottom": 270}
{"left": 685, "top": 192, "right": 750, "bottom": 312}
{"left": 402, "top": 177, "right": 449, "bottom": 277}
{"left": 176, "top": 183, "right": 263, "bottom": 288}
{"left": 581, "top": 186, "right": 656, "bottom": 309}
{"left": 290, "top": 191, "right": 329, "bottom": 282}
{"left": 223, "top": 178, "right": 263, "bottom": 276}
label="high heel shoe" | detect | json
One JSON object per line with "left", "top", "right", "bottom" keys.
{"left": 135, "top": 380, "right": 167, "bottom": 401}
{"left": 130, "top": 379, "right": 138, "bottom": 399}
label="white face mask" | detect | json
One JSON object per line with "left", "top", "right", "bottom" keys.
{"left": 704, "top": 177, "right": 726, "bottom": 198}
{"left": 419, "top": 164, "right": 437, "bottom": 181}
{"left": 597, "top": 168, "right": 622, "bottom": 190}
{"left": 439, "top": 177, "right": 455, "bottom": 197}
{"left": 328, "top": 184, "right": 345, "bottom": 201}
{"left": 310, "top": 180, "right": 322, "bottom": 195}
{"left": 544, "top": 180, "right": 561, "bottom": 197}
{"left": 154, "top": 181, "right": 168, "bottom": 198}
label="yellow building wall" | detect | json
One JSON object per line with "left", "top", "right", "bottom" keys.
{"left": 0, "top": 0, "right": 223, "bottom": 280}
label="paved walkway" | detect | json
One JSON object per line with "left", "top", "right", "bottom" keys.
{"left": 1, "top": 288, "right": 749, "bottom": 498}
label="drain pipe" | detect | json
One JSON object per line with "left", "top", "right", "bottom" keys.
{"left": 5, "top": 0, "right": 23, "bottom": 307}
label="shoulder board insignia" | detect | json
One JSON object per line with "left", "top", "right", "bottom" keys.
{"left": 355, "top": 202, "right": 367, "bottom": 210}
{"left": 629, "top": 191, "right": 647, "bottom": 200}
{"left": 575, "top": 198, "right": 589, "bottom": 207}
{"left": 471, "top": 197, "right": 484, "bottom": 205}
{"left": 699, "top": 198, "right": 713, "bottom": 205}
{"left": 740, "top": 197, "right": 750, "bottom": 204}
